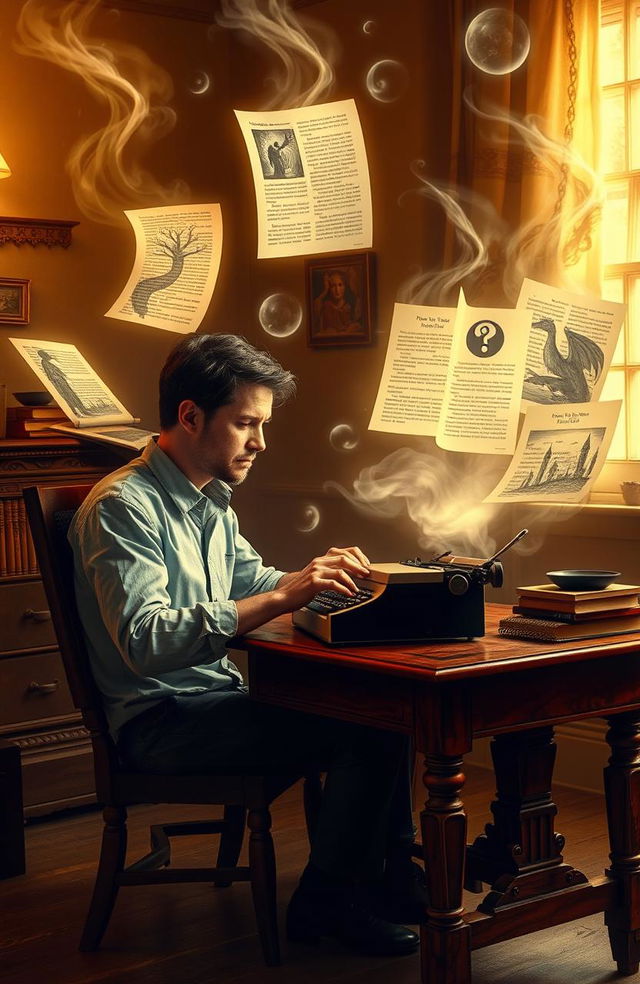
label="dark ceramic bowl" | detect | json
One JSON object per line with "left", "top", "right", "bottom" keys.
{"left": 546, "top": 570, "right": 620, "bottom": 591}
{"left": 12, "top": 391, "right": 54, "bottom": 407}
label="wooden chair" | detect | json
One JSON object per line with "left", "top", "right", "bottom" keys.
{"left": 24, "top": 483, "right": 322, "bottom": 966}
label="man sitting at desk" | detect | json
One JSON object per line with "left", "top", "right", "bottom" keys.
{"left": 68, "top": 333, "right": 425, "bottom": 957}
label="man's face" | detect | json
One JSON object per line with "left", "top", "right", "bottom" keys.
{"left": 195, "top": 383, "right": 273, "bottom": 486}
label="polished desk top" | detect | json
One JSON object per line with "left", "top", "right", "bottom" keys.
{"left": 243, "top": 602, "right": 640, "bottom": 683}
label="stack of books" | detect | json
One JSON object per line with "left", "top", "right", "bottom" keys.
{"left": 5, "top": 405, "right": 70, "bottom": 439}
{"left": 499, "top": 582, "right": 640, "bottom": 641}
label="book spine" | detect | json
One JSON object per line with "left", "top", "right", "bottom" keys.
{"left": 17, "top": 498, "right": 29, "bottom": 576}
{"left": 10, "top": 499, "right": 23, "bottom": 575}
{"left": 5, "top": 498, "right": 16, "bottom": 576}
{"left": 0, "top": 500, "right": 6, "bottom": 577}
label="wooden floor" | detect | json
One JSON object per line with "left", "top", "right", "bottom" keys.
{"left": 0, "top": 766, "right": 624, "bottom": 984}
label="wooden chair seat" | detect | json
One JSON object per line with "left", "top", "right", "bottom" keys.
{"left": 24, "top": 483, "right": 321, "bottom": 967}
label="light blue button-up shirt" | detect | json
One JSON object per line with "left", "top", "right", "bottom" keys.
{"left": 68, "top": 439, "right": 285, "bottom": 740}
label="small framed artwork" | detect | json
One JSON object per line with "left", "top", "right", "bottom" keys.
{"left": 0, "top": 278, "right": 30, "bottom": 325}
{"left": 305, "top": 252, "right": 375, "bottom": 347}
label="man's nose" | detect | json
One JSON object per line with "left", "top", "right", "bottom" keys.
{"left": 248, "top": 427, "right": 266, "bottom": 452}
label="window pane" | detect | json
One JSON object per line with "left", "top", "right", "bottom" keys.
{"left": 602, "top": 13, "right": 625, "bottom": 84}
{"left": 631, "top": 1, "right": 640, "bottom": 79}
{"left": 629, "top": 276, "right": 640, "bottom": 362}
{"left": 631, "top": 84, "right": 640, "bottom": 167}
{"left": 604, "top": 277, "right": 627, "bottom": 364}
{"left": 629, "top": 370, "right": 640, "bottom": 457}
{"left": 603, "top": 180, "right": 630, "bottom": 262}
{"left": 602, "top": 88, "right": 627, "bottom": 172}
{"left": 601, "top": 368, "right": 627, "bottom": 459}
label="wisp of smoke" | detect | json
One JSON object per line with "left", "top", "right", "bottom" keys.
{"left": 463, "top": 89, "right": 604, "bottom": 303}
{"left": 216, "top": 0, "right": 336, "bottom": 109}
{"left": 397, "top": 161, "right": 501, "bottom": 306}
{"left": 16, "top": 0, "right": 187, "bottom": 226}
{"left": 325, "top": 447, "right": 504, "bottom": 558}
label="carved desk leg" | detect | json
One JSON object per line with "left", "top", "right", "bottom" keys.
{"left": 421, "top": 754, "right": 471, "bottom": 984}
{"left": 604, "top": 712, "right": 640, "bottom": 976}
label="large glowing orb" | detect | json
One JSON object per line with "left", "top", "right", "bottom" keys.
{"left": 465, "top": 8, "right": 530, "bottom": 76}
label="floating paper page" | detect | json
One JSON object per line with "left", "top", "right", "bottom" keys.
{"left": 235, "top": 99, "right": 372, "bottom": 259}
{"left": 105, "top": 203, "right": 223, "bottom": 333}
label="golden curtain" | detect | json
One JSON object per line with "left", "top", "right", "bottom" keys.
{"left": 445, "top": 0, "right": 601, "bottom": 305}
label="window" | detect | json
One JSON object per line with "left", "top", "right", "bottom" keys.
{"left": 600, "top": 0, "right": 640, "bottom": 467}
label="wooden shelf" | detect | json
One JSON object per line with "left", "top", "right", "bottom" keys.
{"left": 0, "top": 217, "right": 78, "bottom": 249}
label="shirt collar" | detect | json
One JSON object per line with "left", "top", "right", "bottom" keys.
{"left": 141, "top": 439, "right": 232, "bottom": 515}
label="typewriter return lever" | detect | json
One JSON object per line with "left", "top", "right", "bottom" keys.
{"left": 478, "top": 528, "right": 529, "bottom": 590}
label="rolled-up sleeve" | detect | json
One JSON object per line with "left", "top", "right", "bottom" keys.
{"left": 78, "top": 495, "right": 238, "bottom": 677}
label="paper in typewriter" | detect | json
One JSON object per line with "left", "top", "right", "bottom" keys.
{"left": 484, "top": 400, "right": 622, "bottom": 503}
{"left": 105, "top": 203, "right": 223, "bottom": 333}
{"left": 369, "top": 292, "right": 529, "bottom": 454}
{"left": 517, "top": 278, "right": 625, "bottom": 409}
{"left": 235, "top": 100, "right": 372, "bottom": 258}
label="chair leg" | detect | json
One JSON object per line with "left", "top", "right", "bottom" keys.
{"left": 248, "top": 807, "right": 280, "bottom": 967}
{"left": 79, "top": 806, "right": 127, "bottom": 951}
{"left": 214, "top": 804, "right": 246, "bottom": 887}
{"left": 302, "top": 772, "right": 323, "bottom": 844}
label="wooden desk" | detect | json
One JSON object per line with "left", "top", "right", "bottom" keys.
{"left": 244, "top": 604, "right": 640, "bottom": 984}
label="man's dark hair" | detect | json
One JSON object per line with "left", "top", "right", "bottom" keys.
{"left": 159, "top": 332, "right": 296, "bottom": 429}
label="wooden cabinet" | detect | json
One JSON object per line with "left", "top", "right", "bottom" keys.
{"left": 0, "top": 437, "right": 122, "bottom": 817}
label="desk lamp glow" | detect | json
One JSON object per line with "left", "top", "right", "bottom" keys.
{"left": 0, "top": 152, "right": 11, "bottom": 179}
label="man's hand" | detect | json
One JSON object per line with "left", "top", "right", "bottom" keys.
{"left": 234, "top": 546, "right": 370, "bottom": 636}
{"left": 276, "top": 546, "right": 371, "bottom": 611}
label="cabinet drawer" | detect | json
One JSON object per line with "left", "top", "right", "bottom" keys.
{"left": 0, "top": 651, "right": 75, "bottom": 727}
{"left": 0, "top": 581, "right": 56, "bottom": 652}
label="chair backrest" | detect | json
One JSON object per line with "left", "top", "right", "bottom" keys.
{"left": 23, "top": 484, "right": 121, "bottom": 796}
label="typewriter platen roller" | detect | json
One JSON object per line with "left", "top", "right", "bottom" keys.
{"left": 292, "top": 530, "right": 527, "bottom": 645}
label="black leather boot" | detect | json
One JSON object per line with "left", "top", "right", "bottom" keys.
{"left": 286, "top": 881, "right": 419, "bottom": 956}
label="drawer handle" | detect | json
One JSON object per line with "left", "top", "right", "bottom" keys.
{"left": 28, "top": 680, "right": 60, "bottom": 695}
{"left": 23, "top": 609, "right": 52, "bottom": 623}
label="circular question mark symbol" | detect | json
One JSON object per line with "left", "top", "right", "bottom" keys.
{"left": 466, "top": 320, "right": 504, "bottom": 358}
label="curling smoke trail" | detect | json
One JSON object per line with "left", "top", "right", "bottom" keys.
{"left": 397, "top": 162, "right": 499, "bottom": 306}
{"left": 463, "top": 90, "right": 604, "bottom": 303}
{"left": 326, "top": 448, "right": 503, "bottom": 558}
{"left": 16, "top": 0, "right": 187, "bottom": 226}
{"left": 216, "top": 0, "right": 336, "bottom": 109}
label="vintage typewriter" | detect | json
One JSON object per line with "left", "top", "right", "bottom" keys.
{"left": 292, "top": 529, "right": 527, "bottom": 645}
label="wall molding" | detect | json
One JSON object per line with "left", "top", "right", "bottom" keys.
{"left": 0, "top": 217, "right": 78, "bottom": 249}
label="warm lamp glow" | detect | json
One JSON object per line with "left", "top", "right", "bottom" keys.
{"left": 0, "top": 152, "right": 10, "bottom": 179}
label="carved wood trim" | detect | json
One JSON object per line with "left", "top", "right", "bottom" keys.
{"left": 0, "top": 217, "right": 79, "bottom": 249}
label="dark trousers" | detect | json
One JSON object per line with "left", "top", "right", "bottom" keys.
{"left": 117, "top": 687, "right": 415, "bottom": 882}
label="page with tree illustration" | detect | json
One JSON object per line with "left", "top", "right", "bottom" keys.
{"left": 484, "top": 400, "right": 622, "bottom": 503}
{"left": 10, "top": 337, "right": 138, "bottom": 428}
{"left": 517, "top": 278, "right": 625, "bottom": 409}
{"left": 105, "top": 203, "right": 222, "bottom": 333}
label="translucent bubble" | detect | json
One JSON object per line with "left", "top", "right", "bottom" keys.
{"left": 329, "top": 424, "right": 359, "bottom": 453}
{"left": 465, "top": 8, "right": 530, "bottom": 76}
{"left": 189, "top": 71, "right": 211, "bottom": 95}
{"left": 297, "top": 504, "right": 320, "bottom": 533}
{"left": 362, "top": 20, "right": 376, "bottom": 35}
{"left": 365, "top": 60, "right": 409, "bottom": 103}
{"left": 258, "top": 293, "right": 302, "bottom": 338}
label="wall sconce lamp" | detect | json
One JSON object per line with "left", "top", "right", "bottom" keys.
{"left": 0, "top": 152, "right": 10, "bottom": 179}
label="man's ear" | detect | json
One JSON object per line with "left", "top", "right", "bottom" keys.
{"left": 177, "top": 399, "right": 202, "bottom": 433}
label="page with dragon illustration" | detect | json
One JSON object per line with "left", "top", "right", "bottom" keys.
{"left": 517, "top": 278, "right": 626, "bottom": 410}
{"left": 105, "top": 203, "right": 223, "bottom": 333}
{"left": 9, "top": 338, "right": 137, "bottom": 428}
{"left": 484, "top": 400, "right": 622, "bottom": 503}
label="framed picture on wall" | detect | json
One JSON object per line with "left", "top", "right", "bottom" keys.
{"left": 305, "top": 253, "right": 375, "bottom": 347}
{"left": 0, "top": 278, "right": 30, "bottom": 325}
